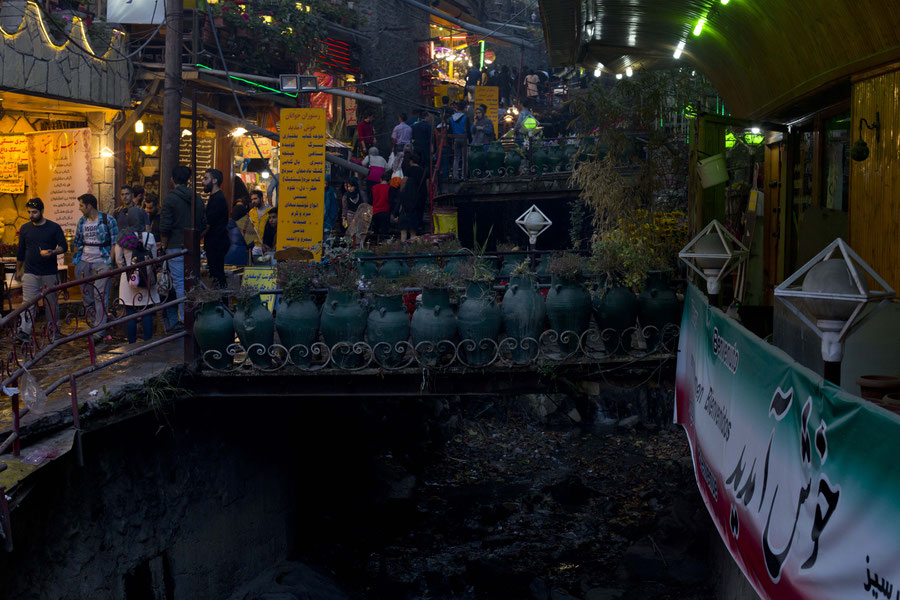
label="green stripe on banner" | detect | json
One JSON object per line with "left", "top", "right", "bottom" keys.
{"left": 675, "top": 284, "right": 900, "bottom": 600}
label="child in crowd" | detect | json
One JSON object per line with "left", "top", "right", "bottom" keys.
{"left": 371, "top": 172, "right": 392, "bottom": 242}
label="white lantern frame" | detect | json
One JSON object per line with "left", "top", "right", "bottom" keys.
{"left": 678, "top": 220, "right": 749, "bottom": 294}
{"left": 774, "top": 238, "right": 894, "bottom": 361}
{"left": 515, "top": 204, "right": 552, "bottom": 245}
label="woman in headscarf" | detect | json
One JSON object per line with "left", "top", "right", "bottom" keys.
{"left": 341, "top": 178, "right": 367, "bottom": 230}
{"left": 114, "top": 207, "right": 159, "bottom": 344}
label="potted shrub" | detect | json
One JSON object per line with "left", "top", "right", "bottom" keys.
{"left": 406, "top": 237, "right": 439, "bottom": 271}
{"left": 545, "top": 253, "right": 591, "bottom": 354}
{"left": 456, "top": 258, "right": 501, "bottom": 366}
{"left": 188, "top": 281, "right": 233, "bottom": 370}
{"left": 231, "top": 283, "right": 275, "bottom": 368}
{"left": 590, "top": 230, "right": 640, "bottom": 353}
{"left": 275, "top": 261, "right": 319, "bottom": 366}
{"left": 501, "top": 259, "right": 546, "bottom": 363}
{"left": 410, "top": 265, "right": 458, "bottom": 366}
{"left": 365, "top": 276, "right": 412, "bottom": 367}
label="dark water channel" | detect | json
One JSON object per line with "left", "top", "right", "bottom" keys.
{"left": 0, "top": 392, "right": 720, "bottom": 600}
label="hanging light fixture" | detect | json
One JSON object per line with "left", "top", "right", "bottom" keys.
{"left": 679, "top": 220, "right": 749, "bottom": 296}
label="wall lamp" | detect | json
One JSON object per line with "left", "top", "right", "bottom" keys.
{"left": 851, "top": 111, "right": 880, "bottom": 161}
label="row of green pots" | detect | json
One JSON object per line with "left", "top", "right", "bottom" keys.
{"left": 192, "top": 274, "right": 682, "bottom": 369}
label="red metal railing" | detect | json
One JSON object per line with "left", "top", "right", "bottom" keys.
{"left": 0, "top": 250, "right": 189, "bottom": 460}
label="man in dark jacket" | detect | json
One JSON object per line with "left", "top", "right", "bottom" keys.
{"left": 159, "top": 165, "right": 207, "bottom": 332}
{"left": 202, "top": 168, "right": 229, "bottom": 288}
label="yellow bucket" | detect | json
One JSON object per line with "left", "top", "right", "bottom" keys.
{"left": 432, "top": 207, "right": 458, "bottom": 235}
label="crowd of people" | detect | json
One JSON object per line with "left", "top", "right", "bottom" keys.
{"left": 11, "top": 166, "right": 280, "bottom": 348}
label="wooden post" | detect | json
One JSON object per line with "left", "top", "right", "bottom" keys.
{"left": 161, "top": 0, "right": 184, "bottom": 200}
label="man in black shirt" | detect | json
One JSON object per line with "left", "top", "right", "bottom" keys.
{"left": 14, "top": 198, "right": 67, "bottom": 342}
{"left": 202, "top": 168, "right": 229, "bottom": 288}
{"left": 411, "top": 110, "right": 433, "bottom": 170}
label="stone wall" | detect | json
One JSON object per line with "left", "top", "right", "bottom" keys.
{"left": 355, "top": 0, "right": 431, "bottom": 147}
{"left": 0, "top": 0, "right": 132, "bottom": 108}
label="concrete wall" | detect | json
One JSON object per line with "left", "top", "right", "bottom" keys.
{"left": 0, "top": 0, "right": 132, "bottom": 108}
{"left": 0, "top": 404, "right": 299, "bottom": 600}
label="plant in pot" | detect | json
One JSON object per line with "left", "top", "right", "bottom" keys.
{"left": 275, "top": 260, "right": 319, "bottom": 366}
{"left": 501, "top": 259, "right": 546, "bottom": 363}
{"left": 318, "top": 261, "right": 366, "bottom": 369}
{"left": 456, "top": 258, "right": 501, "bottom": 366}
{"left": 406, "top": 237, "right": 439, "bottom": 271}
{"left": 187, "top": 279, "right": 234, "bottom": 370}
{"left": 375, "top": 238, "right": 410, "bottom": 279}
{"left": 633, "top": 210, "right": 685, "bottom": 351}
{"left": 497, "top": 242, "right": 523, "bottom": 278}
{"left": 590, "top": 229, "right": 642, "bottom": 354}
{"left": 231, "top": 283, "right": 275, "bottom": 368}
{"left": 365, "top": 275, "right": 413, "bottom": 367}
{"left": 545, "top": 253, "right": 591, "bottom": 354}
{"left": 440, "top": 237, "right": 468, "bottom": 276}
{"left": 410, "top": 265, "right": 459, "bottom": 366}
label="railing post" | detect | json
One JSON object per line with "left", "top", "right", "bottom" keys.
{"left": 183, "top": 232, "right": 199, "bottom": 363}
{"left": 69, "top": 375, "right": 83, "bottom": 468}
{"left": 10, "top": 393, "right": 20, "bottom": 458}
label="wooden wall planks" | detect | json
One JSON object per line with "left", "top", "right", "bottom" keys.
{"left": 850, "top": 66, "right": 900, "bottom": 292}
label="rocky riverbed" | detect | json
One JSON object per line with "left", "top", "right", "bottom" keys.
{"left": 231, "top": 391, "right": 718, "bottom": 600}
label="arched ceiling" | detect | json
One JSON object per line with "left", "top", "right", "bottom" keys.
{"left": 540, "top": 0, "right": 900, "bottom": 120}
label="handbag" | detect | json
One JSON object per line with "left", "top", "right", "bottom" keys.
{"left": 390, "top": 167, "right": 405, "bottom": 189}
{"left": 156, "top": 260, "right": 173, "bottom": 295}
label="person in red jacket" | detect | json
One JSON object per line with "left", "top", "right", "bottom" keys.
{"left": 358, "top": 114, "right": 376, "bottom": 156}
{"left": 371, "top": 171, "right": 392, "bottom": 242}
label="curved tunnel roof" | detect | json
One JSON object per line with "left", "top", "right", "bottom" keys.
{"left": 540, "top": 0, "right": 900, "bottom": 120}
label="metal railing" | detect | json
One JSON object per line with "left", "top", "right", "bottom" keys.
{"left": 0, "top": 250, "right": 189, "bottom": 459}
{"left": 200, "top": 325, "right": 681, "bottom": 374}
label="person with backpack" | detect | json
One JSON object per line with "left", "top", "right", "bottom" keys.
{"left": 115, "top": 208, "right": 159, "bottom": 344}
{"left": 74, "top": 193, "right": 118, "bottom": 342}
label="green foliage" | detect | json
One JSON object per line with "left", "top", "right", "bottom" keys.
{"left": 367, "top": 276, "right": 411, "bottom": 296}
{"left": 231, "top": 284, "right": 260, "bottom": 311}
{"left": 185, "top": 278, "right": 228, "bottom": 305}
{"left": 457, "top": 257, "right": 495, "bottom": 284}
{"left": 276, "top": 260, "right": 316, "bottom": 302}
{"left": 413, "top": 265, "right": 459, "bottom": 289}
{"left": 511, "top": 259, "right": 534, "bottom": 276}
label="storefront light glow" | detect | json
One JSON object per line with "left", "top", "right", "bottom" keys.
{"left": 135, "top": 120, "right": 144, "bottom": 134}
{"left": 261, "top": 171, "right": 271, "bottom": 179}
{"left": 616, "top": 73, "right": 623, "bottom": 80}
{"left": 100, "top": 146, "right": 114, "bottom": 158}
{"left": 181, "top": 129, "right": 192, "bottom": 137}
{"left": 750, "top": 127, "right": 761, "bottom": 134}
{"left": 231, "top": 127, "right": 247, "bottom": 137}
{"left": 479, "top": 40, "right": 485, "bottom": 69}
{"left": 594, "top": 69, "right": 602, "bottom": 77}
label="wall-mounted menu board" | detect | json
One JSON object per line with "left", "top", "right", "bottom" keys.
{"left": 179, "top": 132, "right": 216, "bottom": 194}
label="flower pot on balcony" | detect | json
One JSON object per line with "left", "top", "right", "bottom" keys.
{"left": 458, "top": 281, "right": 501, "bottom": 366}
{"left": 501, "top": 274, "right": 545, "bottom": 363}
{"left": 321, "top": 288, "right": 367, "bottom": 368}
{"left": 857, "top": 375, "right": 900, "bottom": 401}
{"left": 545, "top": 275, "right": 591, "bottom": 354}
{"left": 194, "top": 301, "right": 234, "bottom": 369}
{"left": 379, "top": 252, "right": 409, "bottom": 279}
{"left": 233, "top": 293, "right": 275, "bottom": 368}
{"left": 594, "top": 285, "right": 638, "bottom": 354}
{"left": 275, "top": 297, "right": 319, "bottom": 366}
{"left": 354, "top": 250, "right": 378, "bottom": 279}
{"left": 411, "top": 287, "right": 457, "bottom": 365}
{"left": 367, "top": 293, "right": 409, "bottom": 367}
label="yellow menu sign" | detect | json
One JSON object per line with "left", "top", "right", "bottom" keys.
{"left": 473, "top": 86, "right": 500, "bottom": 139}
{"left": 276, "top": 108, "right": 326, "bottom": 260}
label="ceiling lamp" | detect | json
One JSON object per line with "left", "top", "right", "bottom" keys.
{"left": 135, "top": 120, "right": 144, "bottom": 134}
{"left": 625, "top": 66, "right": 633, "bottom": 77}
{"left": 673, "top": 40, "right": 685, "bottom": 59}
{"left": 615, "top": 73, "right": 623, "bottom": 80}
{"left": 139, "top": 145, "right": 159, "bottom": 155}
{"left": 593, "top": 69, "right": 602, "bottom": 77}
{"left": 693, "top": 17, "right": 706, "bottom": 36}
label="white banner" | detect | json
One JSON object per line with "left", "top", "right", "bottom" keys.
{"left": 107, "top": 0, "right": 164, "bottom": 24}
